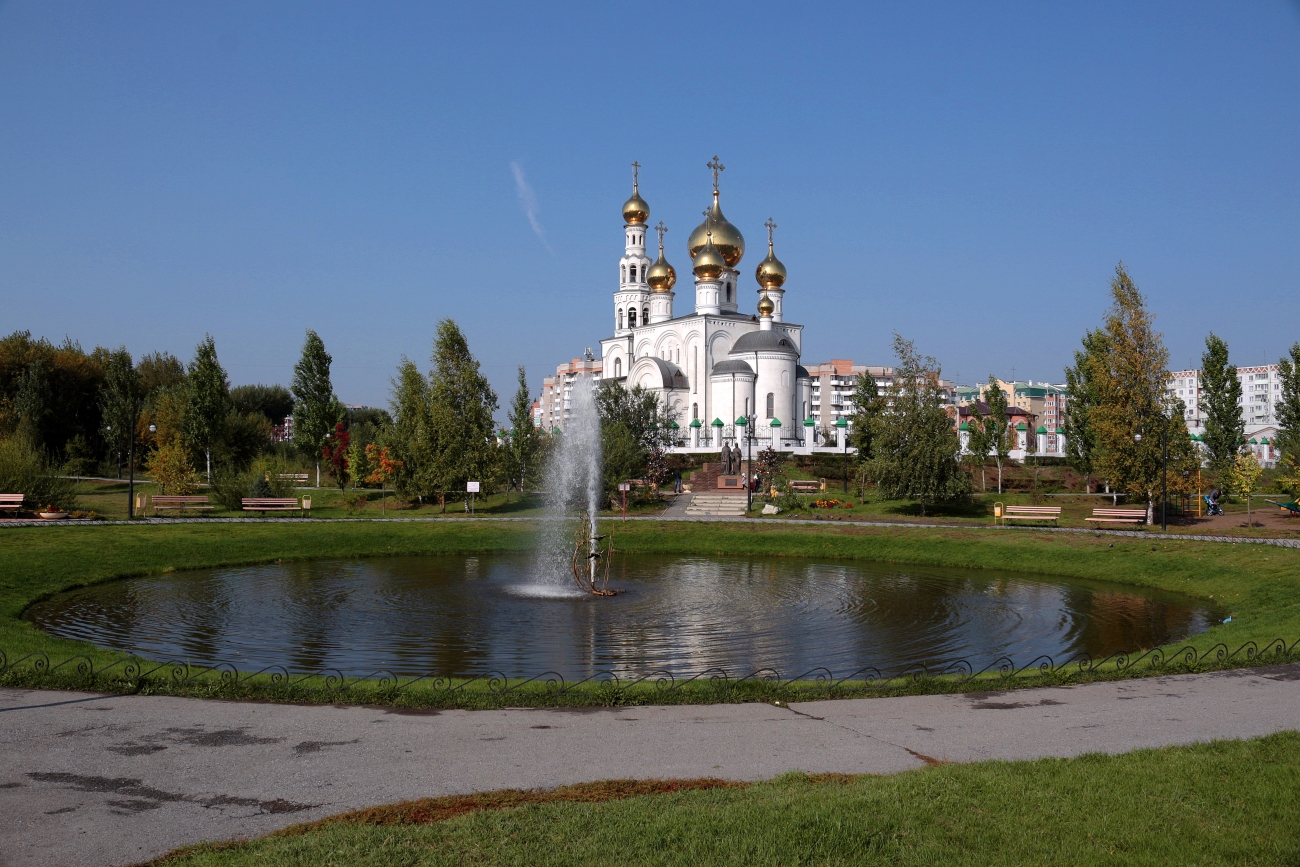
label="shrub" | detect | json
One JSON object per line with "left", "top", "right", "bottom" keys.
{"left": 147, "top": 440, "right": 200, "bottom": 495}
{"left": 0, "top": 437, "right": 79, "bottom": 511}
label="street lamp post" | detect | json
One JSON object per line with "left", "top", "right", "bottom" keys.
{"left": 737, "top": 415, "right": 753, "bottom": 512}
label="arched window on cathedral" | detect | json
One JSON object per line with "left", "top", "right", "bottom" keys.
{"left": 642, "top": 305, "right": 649, "bottom": 324}
{"left": 618, "top": 309, "right": 624, "bottom": 330}
{"left": 726, "top": 283, "right": 731, "bottom": 302}
{"left": 692, "top": 403, "right": 698, "bottom": 420}
{"left": 614, "top": 357, "right": 622, "bottom": 378}
{"left": 622, "top": 265, "right": 627, "bottom": 283}
{"left": 630, "top": 265, "right": 637, "bottom": 282}
{"left": 766, "top": 393, "right": 775, "bottom": 419}
{"left": 628, "top": 307, "right": 637, "bottom": 328}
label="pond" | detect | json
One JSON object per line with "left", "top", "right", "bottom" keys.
{"left": 26, "top": 554, "right": 1219, "bottom": 678}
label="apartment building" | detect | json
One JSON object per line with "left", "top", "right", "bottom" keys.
{"left": 537, "top": 351, "right": 603, "bottom": 432}
{"left": 804, "top": 359, "right": 955, "bottom": 433}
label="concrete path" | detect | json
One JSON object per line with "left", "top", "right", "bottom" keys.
{"left": 2, "top": 664, "right": 1299, "bottom": 867}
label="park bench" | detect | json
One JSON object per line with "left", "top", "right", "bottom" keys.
{"left": 1000, "top": 505, "right": 1061, "bottom": 524}
{"left": 789, "top": 479, "right": 824, "bottom": 493}
{"left": 1084, "top": 507, "right": 1147, "bottom": 525}
{"left": 152, "top": 495, "right": 214, "bottom": 516}
{"left": 242, "top": 497, "right": 307, "bottom": 516}
{"left": 0, "top": 494, "right": 23, "bottom": 515}
{"left": 275, "top": 473, "right": 310, "bottom": 485}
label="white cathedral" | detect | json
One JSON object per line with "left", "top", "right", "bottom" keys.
{"left": 599, "top": 159, "right": 827, "bottom": 451}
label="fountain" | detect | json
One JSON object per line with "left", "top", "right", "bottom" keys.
{"left": 535, "top": 374, "right": 620, "bottom": 596}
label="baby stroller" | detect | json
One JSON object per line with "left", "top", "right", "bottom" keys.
{"left": 1204, "top": 489, "right": 1224, "bottom": 517}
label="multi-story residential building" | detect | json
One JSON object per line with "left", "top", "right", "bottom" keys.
{"left": 1012, "top": 383, "right": 1068, "bottom": 454}
{"left": 804, "top": 359, "right": 955, "bottom": 433}
{"left": 1167, "top": 364, "right": 1283, "bottom": 467}
{"left": 537, "top": 351, "right": 603, "bottom": 432}
{"left": 530, "top": 400, "right": 543, "bottom": 429}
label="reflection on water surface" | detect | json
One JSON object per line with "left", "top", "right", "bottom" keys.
{"left": 26, "top": 554, "right": 1217, "bottom": 677}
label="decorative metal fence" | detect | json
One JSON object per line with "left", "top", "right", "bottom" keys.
{"left": 3, "top": 639, "right": 1297, "bottom": 699}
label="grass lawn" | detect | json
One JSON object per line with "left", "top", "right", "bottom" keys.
{"left": 149, "top": 732, "right": 1300, "bottom": 866}
{"left": 2, "top": 519, "right": 1298, "bottom": 707}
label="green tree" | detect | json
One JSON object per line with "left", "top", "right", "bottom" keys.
{"left": 386, "top": 357, "right": 437, "bottom": 503}
{"left": 136, "top": 351, "right": 186, "bottom": 399}
{"left": 184, "top": 334, "right": 229, "bottom": 483}
{"left": 291, "top": 329, "right": 340, "bottom": 487}
{"left": 864, "top": 334, "right": 969, "bottom": 516}
{"left": 1062, "top": 329, "right": 1108, "bottom": 493}
{"left": 230, "top": 384, "right": 294, "bottom": 425}
{"left": 1228, "top": 451, "right": 1264, "bottom": 527}
{"left": 847, "top": 373, "right": 883, "bottom": 460}
{"left": 964, "top": 413, "right": 992, "bottom": 492}
{"left": 505, "top": 366, "right": 539, "bottom": 494}
{"left": 427, "top": 320, "right": 498, "bottom": 512}
{"left": 1200, "top": 333, "right": 1243, "bottom": 482}
{"left": 983, "top": 377, "right": 1011, "bottom": 494}
{"left": 99, "top": 348, "right": 139, "bottom": 479}
{"left": 1087, "top": 263, "right": 1171, "bottom": 521}
{"left": 12, "top": 362, "right": 50, "bottom": 450}
{"left": 1275, "top": 342, "right": 1300, "bottom": 461}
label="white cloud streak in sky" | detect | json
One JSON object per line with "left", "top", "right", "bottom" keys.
{"left": 510, "top": 161, "right": 554, "bottom": 255}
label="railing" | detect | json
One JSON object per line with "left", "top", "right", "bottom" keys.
{"left": 3, "top": 639, "right": 1294, "bottom": 698}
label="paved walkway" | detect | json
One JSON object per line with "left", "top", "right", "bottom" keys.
{"left": 3, "top": 513, "right": 1300, "bottom": 548}
{"left": 2, "top": 664, "right": 1298, "bottom": 866}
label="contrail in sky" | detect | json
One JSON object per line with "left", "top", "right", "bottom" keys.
{"left": 510, "top": 161, "right": 554, "bottom": 255}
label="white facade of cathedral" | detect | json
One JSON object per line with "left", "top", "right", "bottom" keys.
{"left": 599, "top": 163, "right": 842, "bottom": 452}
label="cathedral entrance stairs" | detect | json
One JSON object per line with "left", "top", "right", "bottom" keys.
{"left": 684, "top": 493, "right": 750, "bottom": 517}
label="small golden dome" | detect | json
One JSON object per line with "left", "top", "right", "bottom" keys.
{"left": 693, "top": 235, "right": 726, "bottom": 280}
{"left": 647, "top": 252, "right": 676, "bottom": 293}
{"left": 757, "top": 292, "right": 775, "bottom": 316}
{"left": 755, "top": 243, "right": 787, "bottom": 289}
{"left": 622, "top": 187, "right": 649, "bottom": 225}
{"left": 688, "top": 191, "right": 745, "bottom": 267}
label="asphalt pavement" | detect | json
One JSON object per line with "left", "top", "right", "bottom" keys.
{"left": 2, "top": 663, "right": 1299, "bottom": 867}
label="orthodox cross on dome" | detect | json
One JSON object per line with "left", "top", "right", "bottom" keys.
{"left": 702, "top": 209, "right": 712, "bottom": 238}
{"left": 631, "top": 160, "right": 640, "bottom": 190}
{"left": 707, "top": 155, "right": 725, "bottom": 192}
{"left": 765, "top": 218, "right": 777, "bottom": 248}
{"left": 655, "top": 221, "right": 667, "bottom": 253}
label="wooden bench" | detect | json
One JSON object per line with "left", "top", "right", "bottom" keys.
{"left": 0, "top": 494, "right": 23, "bottom": 515}
{"left": 276, "top": 473, "right": 310, "bottom": 486}
{"left": 789, "top": 480, "right": 824, "bottom": 493}
{"left": 1000, "top": 505, "right": 1061, "bottom": 524}
{"left": 242, "top": 497, "right": 306, "bottom": 516}
{"left": 1084, "top": 508, "right": 1147, "bottom": 525}
{"left": 152, "top": 495, "right": 214, "bottom": 516}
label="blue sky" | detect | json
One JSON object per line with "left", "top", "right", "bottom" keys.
{"left": 2, "top": 2, "right": 1298, "bottom": 409}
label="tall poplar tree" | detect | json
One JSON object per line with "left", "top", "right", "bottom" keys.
{"left": 427, "top": 319, "right": 498, "bottom": 512}
{"left": 1200, "top": 333, "right": 1243, "bottom": 481}
{"left": 1087, "top": 263, "right": 1170, "bottom": 521}
{"left": 1275, "top": 342, "right": 1300, "bottom": 461}
{"left": 386, "top": 357, "right": 436, "bottom": 502}
{"left": 864, "top": 334, "right": 968, "bottom": 516}
{"left": 1062, "top": 329, "right": 1108, "bottom": 492}
{"left": 184, "top": 334, "right": 229, "bottom": 483}
{"left": 506, "top": 365, "right": 538, "bottom": 494}
{"left": 983, "top": 376, "right": 1011, "bottom": 494}
{"left": 964, "top": 411, "right": 993, "bottom": 492}
{"left": 99, "top": 348, "right": 139, "bottom": 479}
{"left": 291, "top": 329, "right": 340, "bottom": 486}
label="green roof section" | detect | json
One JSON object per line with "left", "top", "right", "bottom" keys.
{"left": 1015, "top": 422, "right": 1027, "bottom": 431}
{"left": 804, "top": 417, "right": 816, "bottom": 426}
{"left": 959, "top": 422, "right": 969, "bottom": 431}
{"left": 689, "top": 419, "right": 701, "bottom": 428}
{"left": 712, "top": 418, "right": 724, "bottom": 426}
{"left": 1036, "top": 425, "right": 1048, "bottom": 434}
{"left": 769, "top": 418, "right": 782, "bottom": 427}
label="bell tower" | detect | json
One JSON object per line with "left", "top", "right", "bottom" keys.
{"left": 614, "top": 161, "right": 651, "bottom": 335}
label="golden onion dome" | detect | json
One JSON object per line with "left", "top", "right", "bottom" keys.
{"left": 688, "top": 191, "right": 745, "bottom": 267}
{"left": 622, "top": 187, "right": 649, "bottom": 225}
{"left": 646, "top": 252, "right": 676, "bottom": 293}
{"left": 755, "top": 243, "right": 787, "bottom": 289}
{"left": 692, "top": 234, "right": 726, "bottom": 280}
{"left": 757, "top": 292, "right": 775, "bottom": 316}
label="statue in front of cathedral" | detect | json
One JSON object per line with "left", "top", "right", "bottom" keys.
{"left": 720, "top": 442, "right": 742, "bottom": 476}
